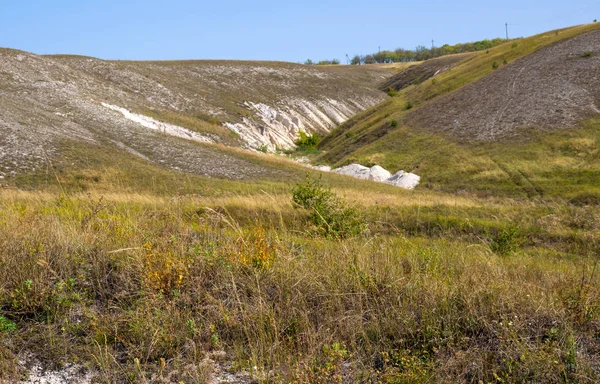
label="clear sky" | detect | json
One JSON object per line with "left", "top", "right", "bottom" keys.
{"left": 0, "top": 1, "right": 598, "bottom": 62}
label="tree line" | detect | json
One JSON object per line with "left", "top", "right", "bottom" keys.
{"left": 304, "top": 38, "right": 507, "bottom": 65}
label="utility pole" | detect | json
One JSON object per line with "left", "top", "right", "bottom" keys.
{"left": 431, "top": 39, "right": 434, "bottom": 49}
{"left": 345, "top": 54, "right": 350, "bottom": 65}
{"left": 506, "top": 22, "right": 509, "bottom": 40}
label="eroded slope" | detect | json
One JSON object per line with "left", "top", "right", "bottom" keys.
{"left": 406, "top": 30, "right": 600, "bottom": 140}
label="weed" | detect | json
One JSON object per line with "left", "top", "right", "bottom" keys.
{"left": 390, "top": 120, "right": 399, "bottom": 128}
{"left": 492, "top": 60, "right": 499, "bottom": 69}
{"left": 0, "top": 316, "right": 16, "bottom": 333}
{"left": 489, "top": 224, "right": 522, "bottom": 255}
{"left": 583, "top": 51, "right": 594, "bottom": 58}
{"left": 256, "top": 144, "right": 269, "bottom": 153}
{"left": 295, "top": 131, "right": 321, "bottom": 151}
{"left": 404, "top": 101, "right": 413, "bottom": 110}
{"left": 292, "top": 174, "right": 367, "bottom": 239}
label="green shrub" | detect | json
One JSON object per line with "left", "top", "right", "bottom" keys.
{"left": 489, "top": 225, "right": 522, "bottom": 255}
{"left": 292, "top": 174, "right": 367, "bottom": 239}
{"left": 295, "top": 132, "right": 321, "bottom": 151}
{"left": 0, "top": 316, "right": 16, "bottom": 333}
{"left": 492, "top": 61, "right": 499, "bottom": 70}
{"left": 583, "top": 51, "right": 593, "bottom": 58}
{"left": 405, "top": 102, "right": 413, "bottom": 110}
{"left": 503, "top": 58, "right": 508, "bottom": 65}
{"left": 391, "top": 120, "right": 399, "bottom": 128}
{"left": 387, "top": 88, "right": 398, "bottom": 97}
{"left": 256, "top": 144, "right": 269, "bottom": 153}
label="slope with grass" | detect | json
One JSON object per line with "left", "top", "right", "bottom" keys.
{"left": 2, "top": 23, "right": 600, "bottom": 384}
{"left": 49, "top": 56, "right": 393, "bottom": 149}
{"left": 317, "top": 23, "right": 600, "bottom": 199}
{"left": 0, "top": 49, "right": 396, "bottom": 182}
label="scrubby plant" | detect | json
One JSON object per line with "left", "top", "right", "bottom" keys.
{"left": 387, "top": 88, "right": 398, "bottom": 97}
{"left": 492, "top": 61, "right": 499, "bottom": 69}
{"left": 489, "top": 224, "right": 522, "bottom": 255}
{"left": 294, "top": 131, "right": 321, "bottom": 151}
{"left": 0, "top": 316, "right": 16, "bottom": 333}
{"left": 292, "top": 174, "right": 367, "bottom": 239}
{"left": 256, "top": 144, "right": 269, "bottom": 153}
{"left": 390, "top": 120, "right": 399, "bottom": 128}
{"left": 404, "top": 101, "right": 413, "bottom": 110}
{"left": 583, "top": 51, "right": 593, "bottom": 58}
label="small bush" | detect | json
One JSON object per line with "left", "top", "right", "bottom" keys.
{"left": 390, "top": 120, "right": 399, "bottom": 128}
{"left": 387, "top": 88, "right": 398, "bottom": 97}
{"left": 489, "top": 225, "right": 522, "bottom": 255}
{"left": 295, "top": 132, "right": 321, "bottom": 151}
{"left": 582, "top": 51, "right": 593, "bottom": 58}
{"left": 256, "top": 144, "right": 269, "bottom": 153}
{"left": 492, "top": 61, "right": 499, "bottom": 70}
{"left": 503, "top": 58, "right": 508, "bottom": 65}
{"left": 0, "top": 316, "right": 16, "bottom": 333}
{"left": 292, "top": 174, "right": 367, "bottom": 239}
{"left": 404, "top": 102, "right": 413, "bottom": 110}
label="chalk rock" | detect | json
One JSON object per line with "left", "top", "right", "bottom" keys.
{"left": 385, "top": 171, "right": 421, "bottom": 190}
{"left": 368, "top": 165, "right": 392, "bottom": 182}
{"left": 314, "top": 165, "right": 331, "bottom": 172}
{"left": 332, "top": 164, "right": 370, "bottom": 179}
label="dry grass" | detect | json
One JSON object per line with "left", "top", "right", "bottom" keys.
{"left": 1, "top": 179, "right": 599, "bottom": 382}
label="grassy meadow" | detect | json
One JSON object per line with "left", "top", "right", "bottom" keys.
{"left": 1, "top": 142, "right": 599, "bottom": 383}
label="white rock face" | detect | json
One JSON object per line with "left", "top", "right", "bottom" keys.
{"left": 101, "top": 103, "right": 213, "bottom": 144}
{"left": 331, "top": 163, "right": 420, "bottom": 190}
{"left": 224, "top": 96, "right": 384, "bottom": 151}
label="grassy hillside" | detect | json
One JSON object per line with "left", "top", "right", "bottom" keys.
{"left": 2, "top": 23, "right": 600, "bottom": 383}
{"left": 1, "top": 153, "right": 600, "bottom": 382}
{"left": 317, "top": 23, "right": 600, "bottom": 201}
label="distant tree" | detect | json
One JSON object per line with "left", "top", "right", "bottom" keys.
{"left": 350, "top": 55, "right": 362, "bottom": 65}
{"left": 363, "top": 55, "right": 376, "bottom": 64}
{"left": 304, "top": 59, "right": 314, "bottom": 65}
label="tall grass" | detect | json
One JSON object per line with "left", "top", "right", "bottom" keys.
{"left": 1, "top": 185, "right": 599, "bottom": 382}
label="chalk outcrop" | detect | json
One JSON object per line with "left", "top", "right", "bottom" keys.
{"left": 329, "top": 163, "right": 420, "bottom": 190}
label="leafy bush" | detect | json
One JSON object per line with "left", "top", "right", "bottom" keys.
{"left": 294, "top": 131, "right": 321, "bottom": 151}
{"left": 492, "top": 61, "right": 499, "bottom": 70}
{"left": 387, "top": 88, "right": 398, "bottom": 97}
{"left": 405, "top": 101, "right": 413, "bottom": 110}
{"left": 0, "top": 316, "right": 16, "bottom": 333}
{"left": 256, "top": 144, "right": 269, "bottom": 153}
{"left": 489, "top": 225, "right": 522, "bottom": 255}
{"left": 391, "top": 120, "right": 399, "bottom": 128}
{"left": 292, "top": 174, "right": 367, "bottom": 239}
{"left": 582, "top": 51, "right": 594, "bottom": 58}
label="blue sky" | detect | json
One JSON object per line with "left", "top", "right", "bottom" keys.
{"left": 0, "top": 1, "right": 598, "bottom": 62}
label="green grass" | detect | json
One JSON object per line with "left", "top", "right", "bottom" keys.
{"left": 4, "top": 22, "right": 600, "bottom": 383}
{"left": 317, "top": 22, "right": 600, "bottom": 182}
{"left": 1, "top": 172, "right": 599, "bottom": 382}
{"left": 326, "top": 119, "right": 600, "bottom": 199}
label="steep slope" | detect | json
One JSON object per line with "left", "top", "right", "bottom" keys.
{"left": 406, "top": 30, "right": 600, "bottom": 140}
{"left": 0, "top": 50, "right": 395, "bottom": 180}
{"left": 50, "top": 56, "right": 391, "bottom": 149}
{"left": 0, "top": 49, "right": 280, "bottom": 181}
{"left": 316, "top": 23, "right": 600, "bottom": 197}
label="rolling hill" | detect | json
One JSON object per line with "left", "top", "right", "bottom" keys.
{"left": 2, "top": 22, "right": 600, "bottom": 384}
